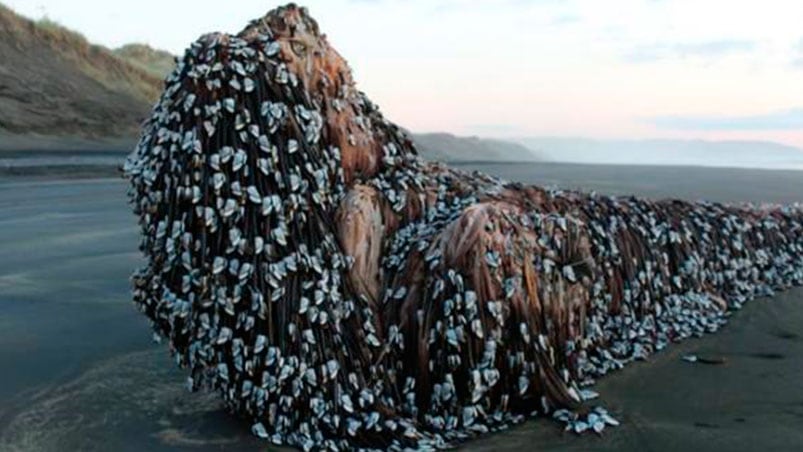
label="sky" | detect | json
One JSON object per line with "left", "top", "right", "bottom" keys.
{"left": 7, "top": 0, "right": 803, "bottom": 149}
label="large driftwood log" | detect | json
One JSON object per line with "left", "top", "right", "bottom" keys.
{"left": 124, "top": 4, "right": 803, "bottom": 450}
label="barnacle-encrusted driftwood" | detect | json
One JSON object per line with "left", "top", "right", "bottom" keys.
{"left": 123, "top": 4, "right": 803, "bottom": 450}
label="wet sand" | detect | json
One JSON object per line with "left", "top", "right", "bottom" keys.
{"left": 0, "top": 163, "right": 802, "bottom": 451}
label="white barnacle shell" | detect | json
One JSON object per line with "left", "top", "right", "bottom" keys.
{"left": 223, "top": 97, "right": 235, "bottom": 113}
{"left": 265, "top": 40, "right": 280, "bottom": 57}
{"left": 287, "top": 139, "right": 299, "bottom": 154}
{"left": 247, "top": 185, "right": 261, "bottom": 204}
{"left": 244, "top": 77, "right": 255, "bottom": 92}
{"left": 217, "top": 327, "right": 233, "bottom": 344}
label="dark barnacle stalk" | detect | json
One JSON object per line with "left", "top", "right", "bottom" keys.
{"left": 124, "top": 3, "right": 803, "bottom": 450}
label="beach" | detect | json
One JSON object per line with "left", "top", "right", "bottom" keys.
{"left": 1, "top": 162, "right": 802, "bottom": 451}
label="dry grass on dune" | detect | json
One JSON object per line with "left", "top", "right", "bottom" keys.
{"left": 0, "top": 3, "right": 162, "bottom": 138}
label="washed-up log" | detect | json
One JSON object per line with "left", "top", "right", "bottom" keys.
{"left": 123, "top": 4, "right": 803, "bottom": 450}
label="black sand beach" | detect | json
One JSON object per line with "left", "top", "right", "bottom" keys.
{"left": 1, "top": 163, "right": 802, "bottom": 451}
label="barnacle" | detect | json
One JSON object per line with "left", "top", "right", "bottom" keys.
{"left": 123, "top": 4, "right": 803, "bottom": 451}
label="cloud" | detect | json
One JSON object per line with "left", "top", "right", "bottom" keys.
{"left": 551, "top": 14, "right": 580, "bottom": 26}
{"left": 650, "top": 108, "right": 803, "bottom": 131}
{"left": 625, "top": 40, "right": 756, "bottom": 63}
{"left": 793, "top": 38, "right": 803, "bottom": 68}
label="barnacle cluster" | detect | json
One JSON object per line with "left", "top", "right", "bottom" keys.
{"left": 124, "top": 4, "right": 803, "bottom": 450}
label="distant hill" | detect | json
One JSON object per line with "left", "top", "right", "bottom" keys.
{"left": 413, "top": 133, "right": 542, "bottom": 162}
{"left": 0, "top": 4, "right": 161, "bottom": 141}
{"left": 517, "top": 137, "right": 803, "bottom": 170}
{"left": 113, "top": 43, "right": 175, "bottom": 80}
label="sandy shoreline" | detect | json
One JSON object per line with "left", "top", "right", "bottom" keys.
{"left": 0, "top": 164, "right": 801, "bottom": 451}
